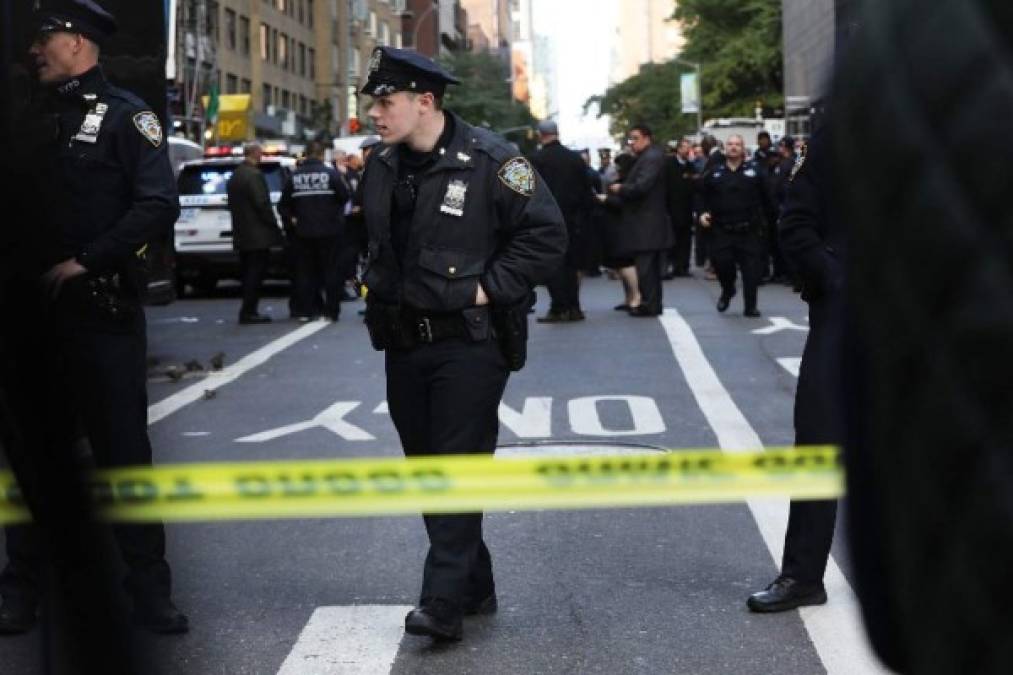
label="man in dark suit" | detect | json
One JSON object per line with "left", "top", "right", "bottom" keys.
{"left": 226, "top": 142, "right": 284, "bottom": 324}
{"left": 665, "top": 138, "right": 695, "bottom": 278}
{"left": 530, "top": 120, "right": 594, "bottom": 322}
{"left": 608, "top": 124, "right": 673, "bottom": 316}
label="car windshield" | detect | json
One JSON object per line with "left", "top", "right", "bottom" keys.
{"left": 177, "top": 162, "right": 286, "bottom": 195}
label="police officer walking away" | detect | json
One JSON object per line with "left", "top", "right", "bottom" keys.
{"left": 359, "top": 46, "right": 565, "bottom": 641}
{"left": 698, "top": 134, "right": 776, "bottom": 317}
{"left": 747, "top": 127, "right": 843, "bottom": 612}
{"left": 279, "top": 140, "right": 349, "bottom": 321}
{"left": 0, "top": 0, "right": 187, "bottom": 635}
{"left": 227, "top": 142, "right": 284, "bottom": 324}
{"left": 530, "top": 119, "right": 593, "bottom": 323}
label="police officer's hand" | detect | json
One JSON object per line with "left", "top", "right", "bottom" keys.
{"left": 43, "top": 258, "right": 88, "bottom": 299}
{"left": 475, "top": 283, "right": 490, "bottom": 306}
{"left": 699, "top": 212, "right": 713, "bottom": 228}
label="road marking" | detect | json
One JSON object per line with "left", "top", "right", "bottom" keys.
{"left": 568, "top": 395, "right": 666, "bottom": 437}
{"left": 499, "top": 397, "right": 553, "bottom": 438}
{"left": 659, "top": 308, "right": 886, "bottom": 675}
{"left": 148, "top": 320, "right": 330, "bottom": 425}
{"left": 752, "top": 316, "right": 809, "bottom": 335}
{"left": 277, "top": 605, "right": 411, "bottom": 675}
{"left": 236, "top": 402, "right": 376, "bottom": 443}
{"left": 777, "top": 357, "right": 802, "bottom": 377}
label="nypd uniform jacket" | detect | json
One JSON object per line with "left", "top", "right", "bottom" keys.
{"left": 360, "top": 112, "right": 567, "bottom": 313}
{"left": 44, "top": 66, "right": 179, "bottom": 284}
{"left": 279, "top": 158, "right": 350, "bottom": 238}
{"left": 698, "top": 159, "right": 776, "bottom": 229}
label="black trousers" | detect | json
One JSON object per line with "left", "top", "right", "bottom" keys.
{"left": 291, "top": 235, "right": 342, "bottom": 319}
{"left": 385, "top": 338, "right": 509, "bottom": 607}
{"left": 1, "top": 298, "right": 171, "bottom": 603}
{"left": 670, "top": 217, "right": 693, "bottom": 273}
{"left": 238, "top": 248, "right": 270, "bottom": 318}
{"left": 545, "top": 261, "right": 581, "bottom": 313}
{"left": 710, "top": 228, "right": 763, "bottom": 311}
{"left": 781, "top": 293, "right": 844, "bottom": 584}
{"left": 634, "top": 250, "right": 665, "bottom": 314}
{"left": 694, "top": 224, "right": 711, "bottom": 267}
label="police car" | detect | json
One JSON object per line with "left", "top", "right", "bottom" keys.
{"left": 173, "top": 148, "right": 295, "bottom": 295}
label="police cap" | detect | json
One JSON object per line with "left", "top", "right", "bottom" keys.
{"left": 359, "top": 135, "right": 381, "bottom": 150}
{"left": 35, "top": 0, "right": 117, "bottom": 45}
{"left": 360, "top": 46, "right": 460, "bottom": 98}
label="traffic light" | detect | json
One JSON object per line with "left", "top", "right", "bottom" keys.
{"left": 349, "top": 117, "right": 361, "bottom": 134}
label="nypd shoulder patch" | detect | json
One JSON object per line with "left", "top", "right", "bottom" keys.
{"left": 133, "top": 111, "right": 163, "bottom": 148}
{"left": 498, "top": 157, "right": 535, "bottom": 196}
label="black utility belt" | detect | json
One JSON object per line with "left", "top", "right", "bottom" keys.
{"left": 717, "top": 220, "right": 754, "bottom": 233}
{"left": 365, "top": 303, "right": 492, "bottom": 351}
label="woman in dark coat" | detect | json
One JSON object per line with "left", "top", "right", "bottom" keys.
{"left": 598, "top": 153, "right": 640, "bottom": 310}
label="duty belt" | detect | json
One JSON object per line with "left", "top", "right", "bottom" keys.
{"left": 717, "top": 220, "right": 753, "bottom": 233}
{"left": 402, "top": 310, "right": 468, "bottom": 344}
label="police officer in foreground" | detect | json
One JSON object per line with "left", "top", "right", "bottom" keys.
{"left": 697, "top": 134, "right": 776, "bottom": 317}
{"left": 279, "top": 140, "right": 350, "bottom": 321}
{"left": 359, "top": 46, "right": 566, "bottom": 641}
{"left": 0, "top": 0, "right": 188, "bottom": 634}
{"left": 747, "top": 127, "right": 843, "bottom": 612}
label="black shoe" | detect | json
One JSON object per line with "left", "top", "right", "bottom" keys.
{"left": 239, "top": 313, "right": 272, "bottom": 325}
{"left": 628, "top": 305, "right": 660, "bottom": 317}
{"left": 0, "top": 595, "right": 37, "bottom": 635}
{"left": 716, "top": 294, "right": 734, "bottom": 313}
{"left": 569, "top": 309, "right": 586, "bottom": 321}
{"left": 463, "top": 592, "right": 498, "bottom": 616}
{"left": 744, "top": 308, "right": 762, "bottom": 318}
{"left": 132, "top": 596, "right": 189, "bottom": 634}
{"left": 613, "top": 303, "right": 630, "bottom": 311}
{"left": 538, "top": 310, "right": 581, "bottom": 323}
{"left": 747, "top": 577, "right": 827, "bottom": 613}
{"left": 404, "top": 599, "right": 463, "bottom": 641}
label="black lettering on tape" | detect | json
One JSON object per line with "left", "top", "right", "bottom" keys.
{"left": 279, "top": 474, "right": 318, "bottom": 497}
{"left": 166, "top": 479, "right": 204, "bottom": 501}
{"left": 323, "top": 472, "right": 362, "bottom": 495}
{"left": 368, "top": 471, "right": 405, "bottom": 493}
{"left": 236, "top": 476, "right": 272, "bottom": 498}
{"left": 536, "top": 463, "right": 573, "bottom": 487}
{"left": 413, "top": 469, "right": 451, "bottom": 492}
{"left": 116, "top": 480, "right": 158, "bottom": 503}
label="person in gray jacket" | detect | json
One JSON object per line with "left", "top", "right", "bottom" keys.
{"left": 226, "top": 142, "right": 284, "bottom": 324}
{"left": 608, "top": 124, "right": 673, "bottom": 316}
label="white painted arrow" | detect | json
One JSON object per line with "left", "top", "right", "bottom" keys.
{"left": 236, "top": 402, "right": 376, "bottom": 443}
{"left": 751, "top": 316, "right": 810, "bottom": 335}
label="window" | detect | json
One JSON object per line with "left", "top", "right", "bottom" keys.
{"left": 348, "top": 47, "right": 359, "bottom": 77}
{"left": 263, "top": 83, "right": 272, "bottom": 111}
{"left": 240, "top": 16, "right": 250, "bottom": 56}
{"left": 394, "top": 32, "right": 402, "bottom": 49}
{"left": 281, "top": 90, "right": 290, "bottom": 110}
{"left": 300, "top": 95, "right": 307, "bottom": 116}
{"left": 368, "top": 11, "right": 377, "bottom": 37}
{"left": 276, "top": 0, "right": 286, "bottom": 11}
{"left": 259, "top": 23, "right": 268, "bottom": 60}
{"left": 299, "top": 43, "right": 306, "bottom": 77}
{"left": 225, "top": 73, "right": 238, "bottom": 93}
{"left": 279, "top": 32, "right": 288, "bottom": 69}
{"left": 272, "top": 28, "right": 279, "bottom": 64}
{"left": 225, "top": 9, "right": 236, "bottom": 50}
{"left": 241, "top": 78, "right": 252, "bottom": 93}
{"left": 380, "top": 21, "right": 389, "bottom": 46}
{"left": 308, "top": 48, "right": 315, "bottom": 79}
{"left": 290, "top": 37, "right": 297, "bottom": 72}
{"left": 298, "top": 0, "right": 304, "bottom": 24}
{"left": 307, "top": 0, "right": 314, "bottom": 27}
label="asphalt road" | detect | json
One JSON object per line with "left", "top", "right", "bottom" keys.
{"left": 1, "top": 273, "right": 886, "bottom": 674}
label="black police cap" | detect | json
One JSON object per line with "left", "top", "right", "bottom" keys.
{"left": 360, "top": 46, "right": 460, "bottom": 98}
{"left": 36, "top": 0, "right": 117, "bottom": 44}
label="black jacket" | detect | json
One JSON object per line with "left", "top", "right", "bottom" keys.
{"left": 529, "top": 140, "right": 594, "bottom": 230}
{"left": 698, "top": 158, "right": 777, "bottom": 229}
{"left": 279, "top": 158, "right": 349, "bottom": 238}
{"left": 360, "top": 112, "right": 567, "bottom": 312}
{"left": 665, "top": 156, "right": 696, "bottom": 228}
{"left": 39, "top": 66, "right": 179, "bottom": 276}
{"left": 614, "top": 144, "right": 673, "bottom": 252}
{"left": 227, "top": 162, "right": 283, "bottom": 251}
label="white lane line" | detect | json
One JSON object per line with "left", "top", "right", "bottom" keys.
{"left": 659, "top": 308, "right": 887, "bottom": 675}
{"left": 277, "top": 605, "right": 412, "bottom": 675}
{"left": 148, "top": 320, "right": 330, "bottom": 425}
{"left": 777, "top": 357, "right": 802, "bottom": 377}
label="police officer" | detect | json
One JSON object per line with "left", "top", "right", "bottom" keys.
{"left": 530, "top": 119, "right": 594, "bottom": 322}
{"left": 747, "top": 127, "right": 844, "bottom": 612}
{"left": 279, "top": 140, "right": 350, "bottom": 321}
{"left": 697, "top": 134, "right": 776, "bottom": 317}
{"left": 0, "top": 0, "right": 187, "bottom": 634}
{"left": 359, "top": 46, "right": 566, "bottom": 641}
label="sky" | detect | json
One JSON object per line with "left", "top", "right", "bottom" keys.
{"left": 532, "top": 0, "right": 618, "bottom": 151}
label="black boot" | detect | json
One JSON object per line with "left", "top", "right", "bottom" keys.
{"left": 404, "top": 598, "right": 463, "bottom": 641}
{"left": 132, "top": 595, "right": 189, "bottom": 634}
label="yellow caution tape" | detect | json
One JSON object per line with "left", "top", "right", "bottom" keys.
{"left": 0, "top": 446, "right": 841, "bottom": 525}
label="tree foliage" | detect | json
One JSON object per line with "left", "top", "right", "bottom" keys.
{"left": 674, "top": 0, "right": 783, "bottom": 117}
{"left": 439, "top": 51, "right": 539, "bottom": 152}
{"left": 587, "top": 0, "right": 782, "bottom": 143}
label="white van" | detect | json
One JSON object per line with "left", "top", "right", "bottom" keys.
{"left": 173, "top": 155, "right": 296, "bottom": 295}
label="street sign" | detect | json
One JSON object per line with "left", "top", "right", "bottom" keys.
{"left": 680, "top": 72, "right": 700, "bottom": 114}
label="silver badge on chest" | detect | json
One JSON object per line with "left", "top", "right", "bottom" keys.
{"left": 440, "top": 179, "right": 468, "bottom": 217}
{"left": 74, "top": 96, "right": 108, "bottom": 144}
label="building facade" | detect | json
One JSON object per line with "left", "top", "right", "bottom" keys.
{"left": 401, "top": 0, "right": 467, "bottom": 58}
{"left": 609, "top": 0, "right": 684, "bottom": 85}
{"left": 460, "top": 0, "right": 511, "bottom": 57}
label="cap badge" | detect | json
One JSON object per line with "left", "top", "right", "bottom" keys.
{"left": 440, "top": 179, "right": 468, "bottom": 217}
{"left": 498, "top": 157, "right": 535, "bottom": 196}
